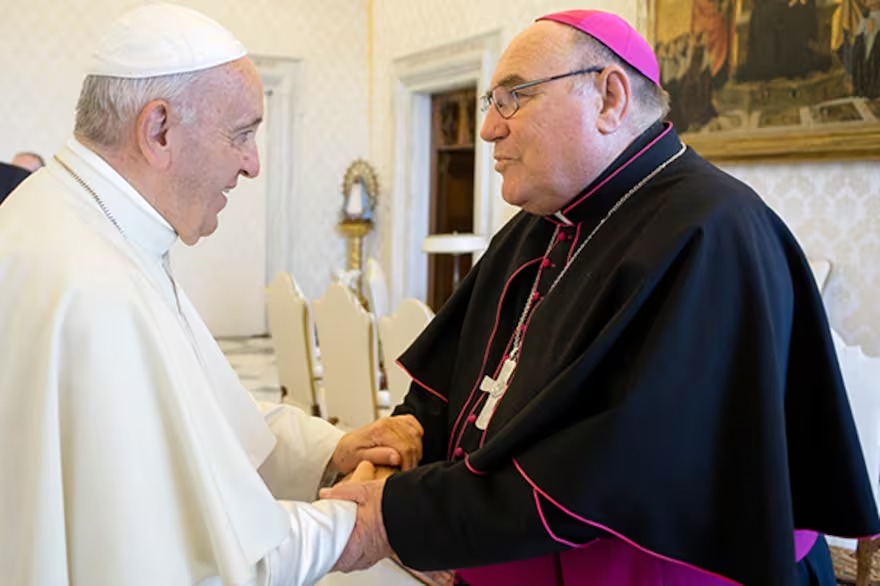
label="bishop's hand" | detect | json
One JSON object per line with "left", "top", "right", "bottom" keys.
{"left": 322, "top": 471, "right": 391, "bottom": 573}
{"left": 332, "top": 415, "right": 423, "bottom": 474}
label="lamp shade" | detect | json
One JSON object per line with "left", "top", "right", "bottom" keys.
{"left": 422, "top": 233, "right": 488, "bottom": 254}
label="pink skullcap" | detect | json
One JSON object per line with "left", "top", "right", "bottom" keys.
{"left": 537, "top": 10, "right": 661, "bottom": 87}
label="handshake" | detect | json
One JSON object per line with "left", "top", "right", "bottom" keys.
{"left": 320, "top": 414, "right": 452, "bottom": 585}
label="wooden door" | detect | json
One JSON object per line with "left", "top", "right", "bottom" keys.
{"left": 427, "top": 86, "right": 477, "bottom": 310}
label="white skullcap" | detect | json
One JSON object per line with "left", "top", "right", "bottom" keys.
{"left": 86, "top": 3, "right": 247, "bottom": 79}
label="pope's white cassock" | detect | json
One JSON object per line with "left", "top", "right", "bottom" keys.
{"left": 0, "top": 138, "right": 356, "bottom": 586}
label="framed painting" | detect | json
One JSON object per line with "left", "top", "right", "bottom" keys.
{"left": 643, "top": 0, "right": 880, "bottom": 162}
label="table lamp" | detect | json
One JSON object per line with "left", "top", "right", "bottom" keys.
{"left": 422, "top": 232, "right": 488, "bottom": 289}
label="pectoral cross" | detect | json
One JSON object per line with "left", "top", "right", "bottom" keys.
{"left": 475, "top": 357, "right": 517, "bottom": 430}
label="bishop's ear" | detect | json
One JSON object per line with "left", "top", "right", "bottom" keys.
{"left": 136, "top": 99, "right": 172, "bottom": 169}
{"left": 595, "top": 65, "right": 631, "bottom": 134}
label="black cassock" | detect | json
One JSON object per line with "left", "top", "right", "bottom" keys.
{"left": 383, "top": 124, "right": 879, "bottom": 585}
{"left": 0, "top": 162, "right": 30, "bottom": 206}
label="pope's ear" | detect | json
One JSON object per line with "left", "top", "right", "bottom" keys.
{"left": 136, "top": 99, "right": 172, "bottom": 169}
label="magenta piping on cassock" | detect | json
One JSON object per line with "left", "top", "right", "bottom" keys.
{"left": 446, "top": 257, "right": 544, "bottom": 459}
{"left": 513, "top": 458, "right": 742, "bottom": 584}
{"left": 533, "top": 489, "right": 591, "bottom": 548}
{"left": 408, "top": 375, "right": 448, "bottom": 403}
{"left": 464, "top": 453, "right": 487, "bottom": 476}
{"left": 562, "top": 122, "right": 674, "bottom": 214}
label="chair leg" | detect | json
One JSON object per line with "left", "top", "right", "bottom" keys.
{"left": 857, "top": 538, "right": 878, "bottom": 586}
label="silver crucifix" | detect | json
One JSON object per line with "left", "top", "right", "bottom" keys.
{"left": 475, "top": 357, "right": 517, "bottom": 430}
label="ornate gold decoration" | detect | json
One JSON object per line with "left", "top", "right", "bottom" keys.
{"left": 341, "top": 159, "right": 379, "bottom": 221}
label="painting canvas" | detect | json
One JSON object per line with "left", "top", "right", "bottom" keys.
{"left": 646, "top": 0, "right": 880, "bottom": 161}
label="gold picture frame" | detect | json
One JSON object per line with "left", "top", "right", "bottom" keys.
{"left": 642, "top": 0, "right": 880, "bottom": 163}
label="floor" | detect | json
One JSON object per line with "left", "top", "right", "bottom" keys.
{"left": 217, "top": 335, "right": 283, "bottom": 404}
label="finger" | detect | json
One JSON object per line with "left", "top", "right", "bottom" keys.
{"left": 358, "top": 446, "right": 401, "bottom": 468}
{"left": 395, "top": 414, "right": 424, "bottom": 436}
{"left": 374, "top": 416, "right": 422, "bottom": 444}
{"left": 381, "top": 417, "right": 422, "bottom": 444}
{"left": 375, "top": 466, "right": 397, "bottom": 481}
{"left": 370, "top": 423, "right": 422, "bottom": 468}
{"left": 350, "top": 461, "right": 376, "bottom": 483}
{"left": 400, "top": 441, "right": 422, "bottom": 470}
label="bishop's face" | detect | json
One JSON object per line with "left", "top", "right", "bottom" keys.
{"left": 479, "top": 22, "right": 607, "bottom": 216}
{"left": 165, "top": 57, "right": 263, "bottom": 245}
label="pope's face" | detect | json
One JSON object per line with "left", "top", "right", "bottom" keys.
{"left": 479, "top": 23, "right": 607, "bottom": 216}
{"left": 167, "top": 58, "right": 263, "bottom": 245}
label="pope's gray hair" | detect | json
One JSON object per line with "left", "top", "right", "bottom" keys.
{"left": 74, "top": 72, "right": 203, "bottom": 149}
{"left": 569, "top": 30, "right": 670, "bottom": 130}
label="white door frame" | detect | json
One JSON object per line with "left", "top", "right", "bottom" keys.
{"left": 389, "top": 31, "right": 502, "bottom": 306}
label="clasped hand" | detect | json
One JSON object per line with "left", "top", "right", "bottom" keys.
{"left": 323, "top": 415, "right": 423, "bottom": 573}
{"left": 330, "top": 414, "right": 423, "bottom": 474}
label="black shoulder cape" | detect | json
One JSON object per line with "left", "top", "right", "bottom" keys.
{"left": 384, "top": 126, "right": 879, "bottom": 585}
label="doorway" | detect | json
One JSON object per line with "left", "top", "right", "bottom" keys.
{"left": 427, "top": 86, "right": 477, "bottom": 310}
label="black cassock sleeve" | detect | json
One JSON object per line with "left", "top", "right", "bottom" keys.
{"left": 388, "top": 391, "right": 605, "bottom": 571}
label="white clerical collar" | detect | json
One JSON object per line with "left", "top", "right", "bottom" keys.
{"left": 552, "top": 211, "right": 574, "bottom": 225}
{"left": 62, "top": 138, "right": 177, "bottom": 260}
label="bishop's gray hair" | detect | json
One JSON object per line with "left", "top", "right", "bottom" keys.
{"left": 569, "top": 30, "right": 670, "bottom": 130}
{"left": 74, "top": 71, "right": 203, "bottom": 149}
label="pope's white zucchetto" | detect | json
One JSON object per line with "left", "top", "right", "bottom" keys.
{"left": 85, "top": 2, "right": 247, "bottom": 79}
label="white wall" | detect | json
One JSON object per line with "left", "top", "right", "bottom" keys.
{"left": 369, "top": 0, "right": 880, "bottom": 356}
{"left": 2, "top": 0, "right": 878, "bottom": 354}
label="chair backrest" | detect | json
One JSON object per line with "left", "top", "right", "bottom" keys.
{"left": 265, "top": 272, "right": 319, "bottom": 412}
{"left": 365, "top": 257, "right": 390, "bottom": 319}
{"left": 808, "top": 257, "right": 831, "bottom": 293}
{"left": 826, "top": 328, "right": 880, "bottom": 556}
{"left": 313, "top": 282, "right": 381, "bottom": 430}
{"left": 378, "top": 298, "right": 435, "bottom": 407}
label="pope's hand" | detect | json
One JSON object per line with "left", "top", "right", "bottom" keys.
{"left": 336, "top": 463, "right": 397, "bottom": 485}
{"left": 322, "top": 474, "right": 391, "bottom": 572}
{"left": 332, "top": 415, "right": 423, "bottom": 474}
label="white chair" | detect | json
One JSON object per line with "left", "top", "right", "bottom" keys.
{"left": 365, "top": 257, "right": 390, "bottom": 319}
{"left": 807, "top": 257, "right": 831, "bottom": 293}
{"left": 379, "top": 299, "right": 434, "bottom": 407}
{"left": 827, "top": 328, "right": 880, "bottom": 581}
{"left": 265, "top": 272, "right": 321, "bottom": 415}
{"left": 313, "top": 282, "right": 390, "bottom": 430}
{"left": 811, "top": 258, "right": 880, "bottom": 582}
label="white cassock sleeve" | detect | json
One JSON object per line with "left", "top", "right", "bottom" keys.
{"left": 256, "top": 500, "right": 356, "bottom": 586}
{"left": 256, "top": 401, "right": 345, "bottom": 501}
{"left": 251, "top": 402, "right": 355, "bottom": 585}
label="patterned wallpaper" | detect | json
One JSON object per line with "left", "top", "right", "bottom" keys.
{"left": 726, "top": 161, "right": 880, "bottom": 354}
{"left": 1, "top": 0, "right": 877, "bottom": 354}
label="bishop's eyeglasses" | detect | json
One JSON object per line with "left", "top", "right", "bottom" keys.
{"left": 479, "top": 66, "right": 604, "bottom": 120}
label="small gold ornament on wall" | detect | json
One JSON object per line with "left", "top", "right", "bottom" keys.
{"left": 338, "top": 159, "right": 379, "bottom": 303}
{"left": 341, "top": 159, "right": 378, "bottom": 222}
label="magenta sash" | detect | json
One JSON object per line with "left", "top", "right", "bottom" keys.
{"left": 456, "top": 531, "right": 817, "bottom": 585}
